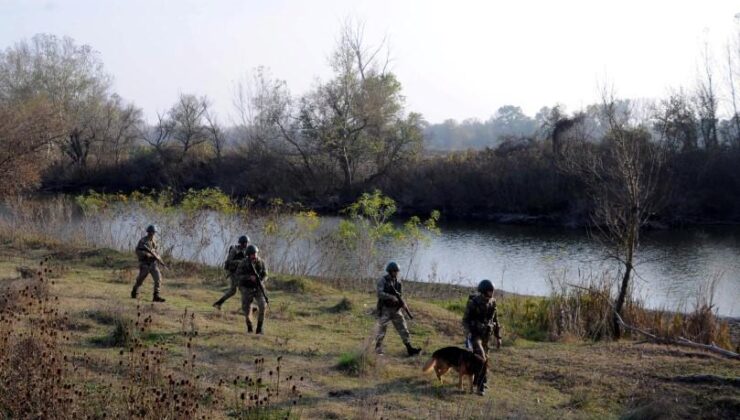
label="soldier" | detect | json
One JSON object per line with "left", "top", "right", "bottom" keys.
{"left": 463, "top": 279, "right": 502, "bottom": 395}
{"left": 375, "top": 261, "right": 422, "bottom": 356}
{"left": 131, "top": 224, "right": 166, "bottom": 302}
{"left": 213, "top": 235, "right": 250, "bottom": 309}
{"left": 234, "top": 244, "right": 268, "bottom": 334}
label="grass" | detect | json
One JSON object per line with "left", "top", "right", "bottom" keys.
{"left": 0, "top": 239, "right": 738, "bottom": 419}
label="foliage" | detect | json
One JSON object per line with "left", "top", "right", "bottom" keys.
{"left": 0, "top": 98, "right": 64, "bottom": 196}
{"left": 238, "top": 21, "right": 424, "bottom": 194}
{"left": 0, "top": 34, "right": 142, "bottom": 169}
{"left": 334, "top": 190, "right": 440, "bottom": 277}
{"left": 335, "top": 349, "right": 374, "bottom": 377}
{"left": 180, "top": 187, "right": 236, "bottom": 214}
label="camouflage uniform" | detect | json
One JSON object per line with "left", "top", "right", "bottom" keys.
{"left": 375, "top": 274, "right": 412, "bottom": 351}
{"left": 234, "top": 257, "right": 268, "bottom": 333}
{"left": 214, "top": 244, "right": 249, "bottom": 307}
{"left": 462, "top": 293, "right": 501, "bottom": 392}
{"left": 463, "top": 293, "right": 501, "bottom": 357}
{"left": 132, "top": 235, "right": 162, "bottom": 298}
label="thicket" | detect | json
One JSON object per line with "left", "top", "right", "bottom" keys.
{"left": 39, "top": 137, "right": 740, "bottom": 225}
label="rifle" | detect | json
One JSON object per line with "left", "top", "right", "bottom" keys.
{"left": 389, "top": 284, "right": 413, "bottom": 319}
{"left": 249, "top": 260, "right": 269, "bottom": 305}
{"left": 140, "top": 245, "right": 168, "bottom": 269}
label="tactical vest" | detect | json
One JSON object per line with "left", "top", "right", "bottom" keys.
{"left": 225, "top": 246, "right": 247, "bottom": 271}
{"left": 136, "top": 237, "right": 157, "bottom": 263}
{"left": 468, "top": 294, "right": 496, "bottom": 324}
{"left": 378, "top": 275, "right": 403, "bottom": 311}
{"left": 237, "top": 259, "right": 262, "bottom": 288}
{"left": 381, "top": 275, "right": 403, "bottom": 296}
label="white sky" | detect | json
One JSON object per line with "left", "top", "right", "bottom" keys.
{"left": 1, "top": 0, "right": 739, "bottom": 124}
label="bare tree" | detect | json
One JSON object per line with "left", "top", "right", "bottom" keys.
{"left": 205, "top": 111, "right": 225, "bottom": 161}
{"left": 0, "top": 98, "right": 65, "bottom": 195}
{"left": 140, "top": 112, "right": 174, "bottom": 159}
{"left": 725, "top": 20, "right": 740, "bottom": 147}
{"left": 0, "top": 34, "right": 113, "bottom": 167}
{"left": 232, "top": 67, "right": 317, "bottom": 182}
{"left": 169, "top": 94, "right": 210, "bottom": 161}
{"left": 561, "top": 90, "right": 665, "bottom": 339}
{"left": 107, "top": 98, "right": 143, "bottom": 165}
{"left": 696, "top": 41, "right": 719, "bottom": 149}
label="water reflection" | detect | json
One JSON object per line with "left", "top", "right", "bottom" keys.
{"left": 399, "top": 223, "right": 739, "bottom": 317}
{"left": 88, "top": 210, "right": 740, "bottom": 317}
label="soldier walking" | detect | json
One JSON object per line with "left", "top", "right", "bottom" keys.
{"left": 131, "top": 225, "right": 166, "bottom": 302}
{"left": 234, "top": 244, "right": 268, "bottom": 334}
{"left": 213, "top": 235, "right": 250, "bottom": 309}
{"left": 463, "top": 279, "right": 502, "bottom": 395}
{"left": 375, "top": 262, "right": 421, "bottom": 356}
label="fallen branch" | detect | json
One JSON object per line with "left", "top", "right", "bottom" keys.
{"left": 670, "top": 374, "right": 740, "bottom": 387}
{"left": 614, "top": 311, "right": 739, "bottom": 360}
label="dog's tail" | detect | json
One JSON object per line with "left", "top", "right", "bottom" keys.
{"left": 422, "top": 357, "right": 436, "bottom": 373}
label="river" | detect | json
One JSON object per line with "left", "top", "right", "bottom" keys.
{"left": 6, "top": 200, "right": 738, "bottom": 317}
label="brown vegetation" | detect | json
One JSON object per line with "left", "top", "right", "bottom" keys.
{"left": 0, "top": 98, "right": 64, "bottom": 195}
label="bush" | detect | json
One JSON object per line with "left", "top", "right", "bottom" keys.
{"left": 336, "top": 352, "right": 364, "bottom": 376}
{"left": 336, "top": 348, "right": 374, "bottom": 377}
{"left": 327, "top": 297, "right": 353, "bottom": 313}
{"left": 271, "top": 276, "right": 310, "bottom": 293}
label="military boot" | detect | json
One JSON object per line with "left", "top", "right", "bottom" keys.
{"left": 130, "top": 288, "right": 138, "bottom": 299}
{"left": 255, "top": 321, "right": 264, "bottom": 335}
{"left": 405, "top": 342, "right": 421, "bottom": 356}
{"left": 153, "top": 295, "right": 166, "bottom": 303}
{"left": 375, "top": 342, "right": 384, "bottom": 355}
{"left": 476, "top": 370, "right": 488, "bottom": 396}
{"left": 246, "top": 320, "right": 253, "bottom": 333}
{"left": 212, "top": 299, "right": 224, "bottom": 310}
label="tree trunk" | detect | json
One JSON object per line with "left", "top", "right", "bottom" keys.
{"left": 613, "top": 258, "right": 632, "bottom": 339}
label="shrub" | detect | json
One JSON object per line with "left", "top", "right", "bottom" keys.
{"left": 336, "top": 351, "right": 364, "bottom": 376}
{"left": 328, "top": 297, "right": 353, "bottom": 313}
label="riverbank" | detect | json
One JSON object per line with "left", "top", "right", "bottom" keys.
{"left": 1, "top": 238, "right": 738, "bottom": 418}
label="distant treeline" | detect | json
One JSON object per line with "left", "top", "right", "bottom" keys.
{"left": 43, "top": 138, "right": 740, "bottom": 226}
{"left": 2, "top": 30, "right": 740, "bottom": 225}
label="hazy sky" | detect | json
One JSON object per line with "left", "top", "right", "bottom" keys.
{"left": 1, "top": 0, "right": 739, "bottom": 123}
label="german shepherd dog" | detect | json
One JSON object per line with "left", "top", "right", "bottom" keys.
{"left": 422, "top": 346, "right": 487, "bottom": 393}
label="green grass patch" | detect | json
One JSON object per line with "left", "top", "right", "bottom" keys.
{"left": 436, "top": 298, "right": 467, "bottom": 314}
{"left": 336, "top": 350, "right": 373, "bottom": 376}
{"left": 270, "top": 275, "right": 312, "bottom": 293}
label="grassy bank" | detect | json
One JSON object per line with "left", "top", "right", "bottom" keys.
{"left": 0, "top": 238, "right": 738, "bottom": 419}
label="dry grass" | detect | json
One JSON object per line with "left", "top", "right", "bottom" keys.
{"left": 0, "top": 240, "right": 737, "bottom": 419}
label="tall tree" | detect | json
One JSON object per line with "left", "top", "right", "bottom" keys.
{"left": 0, "top": 98, "right": 64, "bottom": 195}
{"left": 0, "top": 34, "right": 113, "bottom": 168}
{"left": 297, "top": 20, "right": 423, "bottom": 193}
{"left": 696, "top": 42, "right": 719, "bottom": 149}
{"left": 241, "top": 22, "right": 423, "bottom": 195}
{"left": 168, "top": 94, "right": 211, "bottom": 161}
{"left": 654, "top": 90, "right": 698, "bottom": 152}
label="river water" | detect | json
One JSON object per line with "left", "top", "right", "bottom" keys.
{"left": 403, "top": 222, "right": 739, "bottom": 317}
{"left": 11, "top": 201, "right": 737, "bottom": 317}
